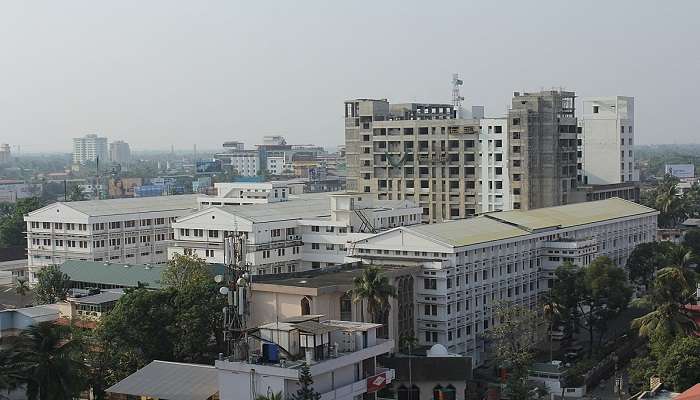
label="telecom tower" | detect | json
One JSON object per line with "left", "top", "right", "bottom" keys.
{"left": 217, "top": 232, "right": 251, "bottom": 360}
{"left": 452, "top": 73, "right": 464, "bottom": 118}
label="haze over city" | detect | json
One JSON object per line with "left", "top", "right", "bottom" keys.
{"left": 1, "top": 0, "right": 699, "bottom": 152}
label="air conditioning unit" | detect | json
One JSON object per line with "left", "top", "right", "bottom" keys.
{"left": 294, "top": 235, "right": 301, "bottom": 240}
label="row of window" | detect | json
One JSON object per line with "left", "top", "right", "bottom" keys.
{"left": 30, "top": 222, "right": 87, "bottom": 231}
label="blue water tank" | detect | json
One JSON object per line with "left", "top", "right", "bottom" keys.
{"left": 262, "top": 343, "right": 279, "bottom": 363}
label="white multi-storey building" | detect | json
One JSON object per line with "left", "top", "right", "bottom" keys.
{"left": 578, "top": 96, "right": 638, "bottom": 185}
{"left": 479, "top": 118, "right": 511, "bottom": 212}
{"left": 348, "top": 198, "right": 657, "bottom": 365}
{"left": 197, "top": 182, "right": 290, "bottom": 208}
{"left": 169, "top": 192, "right": 422, "bottom": 274}
{"left": 24, "top": 195, "right": 199, "bottom": 283}
{"left": 216, "top": 317, "right": 395, "bottom": 400}
{"left": 72, "top": 134, "right": 108, "bottom": 165}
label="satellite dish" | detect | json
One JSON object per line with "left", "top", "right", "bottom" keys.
{"left": 219, "top": 286, "right": 230, "bottom": 295}
{"left": 214, "top": 274, "right": 224, "bottom": 283}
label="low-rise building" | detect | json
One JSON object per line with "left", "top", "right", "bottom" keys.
{"left": 348, "top": 198, "right": 657, "bottom": 365}
{"left": 24, "top": 195, "right": 199, "bottom": 283}
{"left": 216, "top": 316, "right": 395, "bottom": 400}
{"left": 197, "top": 182, "right": 290, "bottom": 208}
{"left": 0, "top": 305, "right": 60, "bottom": 340}
{"left": 169, "top": 192, "right": 422, "bottom": 274}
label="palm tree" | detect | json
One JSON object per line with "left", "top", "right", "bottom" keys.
{"left": 255, "top": 391, "right": 283, "bottom": 400}
{"left": 632, "top": 267, "right": 697, "bottom": 338}
{"left": 12, "top": 322, "right": 88, "bottom": 400}
{"left": 655, "top": 175, "right": 686, "bottom": 228}
{"left": 0, "top": 348, "right": 27, "bottom": 399}
{"left": 542, "top": 295, "right": 562, "bottom": 362}
{"left": 14, "top": 278, "right": 30, "bottom": 306}
{"left": 351, "top": 266, "right": 397, "bottom": 324}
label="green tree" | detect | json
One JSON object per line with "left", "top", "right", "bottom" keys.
{"left": 12, "top": 322, "right": 88, "bottom": 400}
{"left": 162, "top": 253, "right": 210, "bottom": 290}
{"left": 255, "top": 392, "right": 283, "bottom": 400}
{"left": 542, "top": 294, "right": 562, "bottom": 362}
{"left": 632, "top": 267, "right": 697, "bottom": 338}
{"left": 580, "top": 257, "right": 633, "bottom": 350}
{"left": 351, "top": 266, "right": 397, "bottom": 324}
{"left": 0, "top": 197, "right": 45, "bottom": 246}
{"left": 548, "top": 262, "right": 585, "bottom": 337}
{"left": 656, "top": 336, "right": 700, "bottom": 392}
{"left": 289, "top": 363, "right": 321, "bottom": 400}
{"left": 626, "top": 241, "right": 675, "bottom": 287}
{"left": 33, "top": 265, "right": 69, "bottom": 305}
{"left": 171, "top": 280, "right": 225, "bottom": 362}
{"left": 682, "top": 228, "right": 700, "bottom": 260}
{"left": 15, "top": 278, "right": 31, "bottom": 305}
{"left": 651, "top": 175, "right": 687, "bottom": 228}
{"left": 68, "top": 185, "right": 85, "bottom": 202}
{"left": 486, "top": 301, "right": 540, "bottom": 400}
{"left": 0, "top": 347, "right": 27, "bottom": 399}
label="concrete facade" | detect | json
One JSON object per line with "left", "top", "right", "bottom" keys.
{"left": 73, "top": 134, "right": 108, "bottom": 165}
{"left": 348, "top": 198, "right": 657, "bottom": 366}
{"left": 24, "top": 195, "right": 199, "bottom": 283}
{"left": 508, "top": 90, "right": 578, "bottom": 210}
{"left": 578, "top": 96, "right": 637, "bottom": 185}
{"left": 109, "top": 140, "right": 131, "bottom": 164}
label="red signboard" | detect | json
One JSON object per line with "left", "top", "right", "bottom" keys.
{"left": 367, "top": 372, "right": 387, "bottom": 393}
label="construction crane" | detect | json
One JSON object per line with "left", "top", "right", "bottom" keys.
{"left": 452, "top": 73, "right": 464, "bottom": 118}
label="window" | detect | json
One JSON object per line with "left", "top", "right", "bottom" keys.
{"left": 311, "top": 243, "right": 320, "bottom": 250}
{"left": 208, "top": 230, "right": 219, "bottom": 238}
{"left": 593, "top": 106, "right": 599, "bottom": 113}
{"left": 311, "top": 226, "right": 319, "bottom": 232}
{"left": 206, "top": 249, "right": 214, "bottom": 257}
{"left": 512, "top": 118, "right": 520, "bottom": 125}
{"left": 109, "top": 221, "right": 121, "bottom": 229}
{"left": 424, "top": 278, "right": 437, "bottom": 290}
{"left": 140, "top": 219, "right": 152, "bottom": 226}
{"left": 621, "top": 126, "right": 625, "bottom": 133}
{"left": 194, "top": 229, "right": 203, "bottom": 237}
{"left": 262, "top": 250, "right": 270, "bottom": 259}
{"left": 271, "top": 229, "right": 281, "bottom": 238}
{"left": 155, "top": 218, "right": 165, "bottom": 225}
{"left": 125, "top": 220, "right": 136, "bottom": 228}
{"left": 42, "top": 222, "right": 51, "bottom": 229}
{"left": 326, "top": 244, "right": 334, "bottom": 251}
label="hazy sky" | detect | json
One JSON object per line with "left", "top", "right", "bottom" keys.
{"left": 1, "top": 1, "right": 699, "bottom": 153}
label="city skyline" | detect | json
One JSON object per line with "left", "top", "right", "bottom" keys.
{"left": 1, "top": 1, "right": 699, "bottom": 151}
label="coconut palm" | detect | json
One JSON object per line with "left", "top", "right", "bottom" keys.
{"left": 14, "top": 278, "right": 30, "bottom": 306}
{"left": 632, "top": 267, "right": 697, "bottom": 338}
{"left": 542, "top": 295, "right": 562, "bottom": 361}
{"left": 655, "top": 176, "right": 686, "bottom": 228}
{"left": 12, "top": 322, "right": 88, "bottom": 400}
{"left": 351, "top": 266, "right": 397, "bottom": 324}
{"left": 0, "top": 348, "right": 27, "bottom": 399}
{"left": 255, "top": 391, "right": 283, "bottom": 400}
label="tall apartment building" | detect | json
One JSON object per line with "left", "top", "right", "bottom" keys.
{"left": 577, "top": 96, "right": 637, "bottom": 185}
{"left": 24, "top": 195, "right": 199, "bottom": 283}
{"left": 0, "top": 143, "right": 10, "bottom": 164}
{"left": 479, "top": 118, "right": 511, "bottom": 212}
{"left": 345, "top": 99, "right": 486, "bottom": 223}
{"left": 169, "top": 192, "right": 422, "bottom": 273}
{"left": 73, "top": 134, "right": 108, "bottom": 165}
{"left": 349, "top": 198, "right": 657, "bottom": 365}
{"left": 507, "top": 90, "right": 579, "bottom": 210}
{"left": 109, "top": 140, "right": 131, "bottom": 164}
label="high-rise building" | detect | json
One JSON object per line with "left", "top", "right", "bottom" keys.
{"left": 345, "top": 99, "right": 488, "bottom": 223}
{"left": 72, "top": 134, "right": 108, "bottom": 165}
{"left": 0, "top": 143, "right": 11, "bottom": 164}
{"left": 507, "top": 90, "right": 578, "bottom": 210}
{"left": 109, "top": 140, "right": 131, "bottom": 164}
{"left": 577, "top": 96, "right": 637, "bottom": 185}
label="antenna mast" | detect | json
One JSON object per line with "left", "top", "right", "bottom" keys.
{"left": 452, "top": 73, "right": 464, "bottom": 118}
{"left": 219, "top": 232, "right": 251, "bottom": 360}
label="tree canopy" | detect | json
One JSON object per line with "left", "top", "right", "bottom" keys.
{"left": 33, "top": 265, "right": 70, "bottom": 305}
{"left": 0, "top": 197, "right": 45, "bottom": 246}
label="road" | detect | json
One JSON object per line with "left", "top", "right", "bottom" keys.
{"left": 0, "top": 283, "right": 34, "bottom": 310}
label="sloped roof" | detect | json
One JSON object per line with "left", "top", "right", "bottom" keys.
{"left": 407, "top": 216, "right": 530, "bottom": 247}
{"left": 60, "top": 260, "right": 166, "bottom": 289}
{"left": 106, "top": 360, "right": 218, "bottom": 400}
{"left": 216, "top": 195, "right": 331, "bottom": 223}
{"left": 486, "top": 198, "right": 657, "bottom": 232}
{"left": 37, "top": 194, "right": 199, "bottom": 217}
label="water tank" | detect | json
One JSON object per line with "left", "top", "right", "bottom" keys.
{"left": 262, "top": 343, "right": 279, "bottom": 363}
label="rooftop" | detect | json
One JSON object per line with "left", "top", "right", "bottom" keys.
{"left": 33, "top": 194, "right": 199, "bottom": 217}
{"left": 486, "top": 198, "right": 656, "bottom": 232}
{"left": 252, "top": 263, "right": 412, "bottom": 291}
{"left": 60, "top": 260, "right": 166, "bottom": 289}
{"left": 408, "top": 215, "right": 530, "bottom": 247}
{"left": 69, "top": 290, "right": 124, "bottom": 305}
{"left": 106, "top": 360, "right": 218, "bottom": 400}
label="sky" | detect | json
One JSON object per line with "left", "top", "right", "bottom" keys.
{"left": 1, "top": 1, "right": 699, "bottom": 153}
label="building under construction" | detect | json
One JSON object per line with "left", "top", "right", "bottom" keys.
{"left": 344, "top": 89, "right": 578, "bottom": 223}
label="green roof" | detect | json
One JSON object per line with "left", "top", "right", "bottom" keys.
{"left": 409, "top": 216, "right": 530, "bottom": 247}
{"left": 486, "top": 198, "right": 657, "bottom": 232}
{"left": 60, "top": 260, "right": 166, "bottom": 289}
